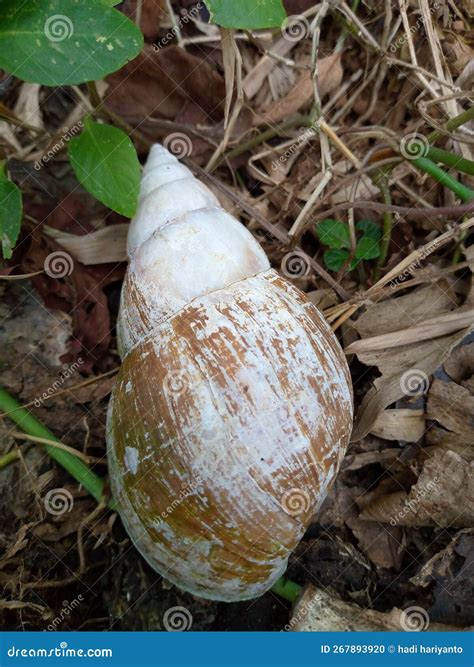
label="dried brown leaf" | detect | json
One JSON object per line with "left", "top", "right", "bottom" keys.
{"left": 350, "top": 281, "right": 473, "bottom": 441}
{"left": 255, "top": 53, "right": 343, "bottom": 127}
{"left": 361, "top": 449, "right": 474, "bottom": 528}
{"left": 289, "top": 585, "right": 468, "bottom": 631}
{"left": 426, "top": 379, "right": 474, "bottom": 458}
{"left": 372, "top": 409, "right": 425, "bottom": 442}
{"left": 105, "top": 45, "right": 225, "bottom": 125}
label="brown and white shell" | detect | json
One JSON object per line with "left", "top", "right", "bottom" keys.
{"left": 106, "top": 145, "right": 353, "bottom": 602}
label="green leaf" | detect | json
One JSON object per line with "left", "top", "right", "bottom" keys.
{"left": 356, "top": 219, "right": 381, "bottom": 241}
{"left": 316, "top": 219, "right": 351, "bottom": 249}
{"left": 0, "top": 0, "right": 143, "bottom": 86}
{"left": 205, "top": 0, "right": 286, "bottom": 29}
{"left": 323, "top": 248, "right": 349, "bottom": 271}
{"left": 68, "top": 119, "right": 140, "bottom": 218}
{"left": 0, "top": 166, "right": 22, "bottom": 259}
{"left": 355, "top": 235, "right": 381, "bottom": 261}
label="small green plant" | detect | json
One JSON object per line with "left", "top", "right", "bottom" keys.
{"left": 316, "top": 219, "right": 382, "bottom": 272}
{"left": 0, "top": 0, "right": 289, "bottom": 259}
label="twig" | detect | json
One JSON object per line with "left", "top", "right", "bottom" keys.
{"left": 9, "top": 431, "right": 95, "bottom": 465}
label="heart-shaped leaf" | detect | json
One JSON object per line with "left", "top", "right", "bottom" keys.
{"left": 205, "top": 0, "right": 286, "bottom": 29}
{"left": 324, "top": 248, "right": 349, "bottom": 272}
{"left": 355, "top": 235, "right": 381, "bottom": 261}
{"left": 0, "top": 165, "right": 22, "bottom": 259}
{"left": 0, "top": 0, "right": 143, "bottom": 86}
{"left": 68, "top": 119, "right": 140, "bottom": 218}
{"left": 316, "top": 219, "right": 351, "bottom": 249}
{"left": 356, "top": 219, "right": 381, "bottom": 241}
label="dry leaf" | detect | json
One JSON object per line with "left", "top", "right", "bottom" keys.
{"left": 288, "top": 585, "right": 468, "bottom": 631}
{"left": 13, "top": 83, "right": 43, "bottom": 130}
{"left": 361, "top": 449, "right": 474, "bottom": 528}
{"left": 44, "top": 224, "right": 128, "bottom": 265}
{"left": 426, "top": 378, "right": 474, "bottom": 458}
{"left": 255, "top": 53, "right": 343, "bottom": 126}
{"left": 372, "top": 409, "right": 425, "bottom": 442}
{"left": 346, "top": 517, "right": 404, "bottom": 569}
{"left": 105, "top": 45, "right": 225, "bottom": 124}
{"left": 350, "top": 281, "right": 473, "bottom": 441}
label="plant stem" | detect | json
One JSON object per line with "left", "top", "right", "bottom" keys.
{"left": 426, "top": 147, "right": 474, "bottom": 176}
{"left": 0, "top": 448, "right": 20, "bottom": 469}
{"left": 372, "top": 168, "right": 393, "bottom": 278}
{"left": 86, "top": 81, "right": 152, "bottom": 150}
{"left": 412, "top": 157, "right": 474, "bottom": 202}
{"left": 0, "top": 387, "right": 306, "bottom": 602}
{"left": 427, "top": 106, "right": 474, "bottom": 144}
{"left": 0, "top": 387, "right": 113, "bottom": 507}
{"left": 271, "top": 576, "right": 303, "bottom": 603}
{"left": 217, "top": 114, "right": 310, "bottom": 166}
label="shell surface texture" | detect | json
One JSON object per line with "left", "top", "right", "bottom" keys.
{"left": 107, "top": 144, "right": 353, "bottom": 602}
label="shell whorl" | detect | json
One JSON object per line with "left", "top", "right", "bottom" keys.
{"left": 118, "top": 145, "right": 270, "bottom": 356}
{"left": 127, "top": 145, "right": 220, "bottom": 255}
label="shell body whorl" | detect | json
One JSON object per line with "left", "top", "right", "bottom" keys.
{"left": 107, "top": 145, "right": 353, "bottom": 602}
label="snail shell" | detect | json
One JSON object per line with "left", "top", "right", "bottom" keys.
{"left": 107, "top": 145, "right": 353, "bottom": 602}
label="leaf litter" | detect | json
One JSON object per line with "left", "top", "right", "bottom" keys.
{"left": 0, "top": 0, "right": 473, "bottom": 632}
